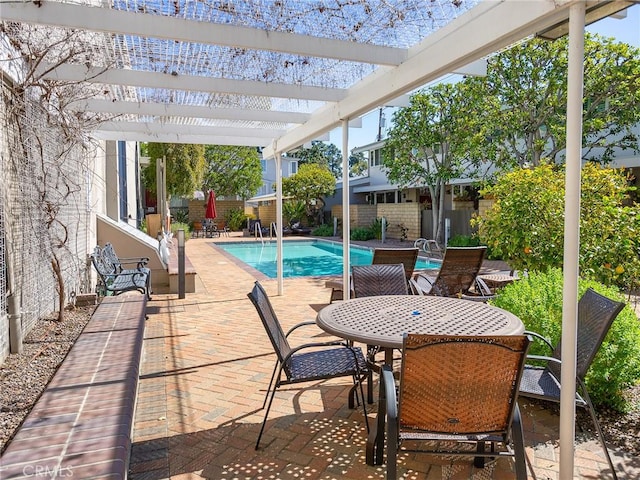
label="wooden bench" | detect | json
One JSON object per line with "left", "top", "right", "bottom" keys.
{"left": 0, "top": 294, "right": 147, "bottom": 479}
{"left": 91, "top": 245, "right": 151, "bottom": 300}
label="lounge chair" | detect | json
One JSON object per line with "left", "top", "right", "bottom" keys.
{"left": 411, "top": 246, "right": 488, "bottom": 299}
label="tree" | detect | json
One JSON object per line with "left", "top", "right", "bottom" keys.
{"left": 382, "top": 82, "right": 490, "bottom": 242}
{"left": 471, "top": 33, "right": 640, "bottom": 169}
{"left": 349, "top": 150, "right": 368, "bottom": 177}
{"left": 282, "top": 163, "right": 336, "bottom": 224}
{"left": 203, "top": 145, "right": 262, "bottom": 199}
{"left": 287, "top": 141, "right": 366, "bottom": 178}
{"left": 142, "top": 143, "right": 206, "bottom": 198}
{"left": 472, "top": 163, "right": 640, "bottom": 290}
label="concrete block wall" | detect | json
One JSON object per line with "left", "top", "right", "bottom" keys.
{"left": 377, "top": 203, "right": 421, "bottom": 240}
{"left": 188, "top": 199, "right": 244, "bottom": 227}
{"left": 331, "top": 203, "right": 420, "bottom": 240}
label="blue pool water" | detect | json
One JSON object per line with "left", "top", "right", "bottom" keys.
{"left": 214, "top": 239, "right": 440, "bottom": 278}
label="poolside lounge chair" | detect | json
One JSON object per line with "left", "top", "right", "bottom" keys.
{"left": 518, "top": 288, "right": 625, "bottom": 480}
{"left": 247, "top": 281, "right": 369, "bottom": 449}
{"left": 384, "top": 334, "right": 530, "bottom": 480}
{"left": 411, "top": 246, "right": 487, "bottom": 298}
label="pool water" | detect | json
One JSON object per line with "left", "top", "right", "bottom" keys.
{"left": 214, "top": 239, "right": 440, "bottom": 278}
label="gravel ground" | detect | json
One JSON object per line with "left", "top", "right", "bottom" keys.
{"left": 0, "top": 304, "right": 638, "bottom": 457}
{"left": 0, "top": 305, "right": 94, "bottom": 453}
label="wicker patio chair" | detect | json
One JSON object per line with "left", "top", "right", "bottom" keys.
{"left": 383, "top": 334, "right": 530, "bottom": 480}
{"left": 518, "top": 287, "right": 625, "bottom": 480}
{"left": 247, "top": 281, "right": 369, "bottom": 450}
{"left": 371, "top": 247, "right": 419, "bottom": 283}
{"left": 351, "top": 263, "right": 408, "bottom": 402}
{"left": 411, "top": 246, "right": 487, "bottom": 299}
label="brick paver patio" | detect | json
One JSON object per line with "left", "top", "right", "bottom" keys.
{"left": 129, "top": 235, "right": 639, "bottom": 479}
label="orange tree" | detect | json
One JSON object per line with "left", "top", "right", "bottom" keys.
{"left": 472, "top": 163, "right": 640, "bottom": 290}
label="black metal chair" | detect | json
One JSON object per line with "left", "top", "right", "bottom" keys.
{"left": 351, "top": 263, "right": 409, "bottom": 298}
{"left": 518, "top": 287, "right": 625, "bottom": 480}
{"left": 247, "top": 281, "right": 369, "bottom": 450}
{"left": 384, "top": 334, "right": 530, "bottom": 480}
{"left": 351, "top": 263, "right": 408, "bottom": 402}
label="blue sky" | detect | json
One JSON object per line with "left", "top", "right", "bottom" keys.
{"left": 329, "top": 5, "right": 640, "bottom": 152}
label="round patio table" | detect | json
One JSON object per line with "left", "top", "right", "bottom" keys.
{"left": 316, "top": 295, "right": 525, "bottom": 466}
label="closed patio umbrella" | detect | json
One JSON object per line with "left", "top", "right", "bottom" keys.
{"left": 205, "top": 190, "right": 217, "bottom": 220}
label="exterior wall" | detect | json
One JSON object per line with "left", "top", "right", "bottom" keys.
{"left": 105, "top": 141, "right": 119, "bottom": 222}
{"left": 0, "top": 67, "right": 98, "bottom": 362}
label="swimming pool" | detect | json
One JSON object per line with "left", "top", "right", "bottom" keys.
{"left": 213, "top": 239, "right": 440, "bottom": 278}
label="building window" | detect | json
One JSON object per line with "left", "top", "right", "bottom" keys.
{"left": 290, "top": 161, "right": 298, "bottom": 175}
{"left": 370, "top": 149, "right": 382, "bottom": 167}
{"left": 260, "top": 159, "right": 267, "bottom": 171}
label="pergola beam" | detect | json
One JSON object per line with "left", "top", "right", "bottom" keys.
{"left": 264, "top": 0, "right": 572, "bottom": 157}
{"left": 96, "top": 121, "right": 286, "bottom": 138}
{"left": 39, "top": 63, "right": 347, "bottom": 102}
{"left": 1, "top": 1, "right": 406, "bottom": 66}
{"left": 92, "top": 130, "right": 273, "bottom": 147}
{"left": 69, "top": 99, "right": 311, "bottom": 124}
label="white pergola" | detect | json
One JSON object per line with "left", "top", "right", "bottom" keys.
{"left": 2, "top": 1, "right": 636, "bottom": 477}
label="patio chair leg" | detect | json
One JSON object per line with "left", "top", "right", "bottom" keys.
{"left": 263, "top": 362, "right": 279, "bottom": 409}
{"left": 256, "top": 366, "right": 282, "bottom": 450}
{"left": 511, "top": 404, "right": 528, "bottom": 480}
{"left": 583, "top": 390, "right": 618, "bottom": 480}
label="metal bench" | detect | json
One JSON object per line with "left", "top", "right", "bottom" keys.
{"left": 91, "top": 245, "right": 151, "bottom": 300}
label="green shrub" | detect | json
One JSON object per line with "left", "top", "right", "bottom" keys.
{"left": 351, "top": 227, "right": 375, "bottom": 241}
{"left": 491, "top": 268, "right": 640, "bottom": 411}
{"left": 447, "top": 234, "right": 482, "bottom": 247}
{"left": 170, "top": 222, "right": 191, "bottom": 241}
{"left": 370, "top": 217, "right": 388, "bottom": 240}
{"left": 312, "top": 224, "right": 334, "bottom": 236}
{"left": 473, "top": 163, "right": 640, "bottom": 290}
{"left": 225, "top": 207, "right": 249, "bottom": 231}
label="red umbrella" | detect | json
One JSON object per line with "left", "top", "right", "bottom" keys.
{"left": 205, "top": 190, "right": 217, "bottom": 220}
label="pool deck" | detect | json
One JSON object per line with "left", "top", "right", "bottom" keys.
{"left": 128, "top": 233, "right": 639, "bottom": 480}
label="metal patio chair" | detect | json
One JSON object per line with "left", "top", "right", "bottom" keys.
{"left": 518, "top": 287, "right": 625, "bottom": 480}
{"left": 247, "top": 281, "right": 369, "bottom": 450}
{"left": 383, "top": 334, "right": 530, "bottom": 480}
{"left": 371, "top": 247, "right": 419, "bottom": 284}
{"left": 411, "top": 246, "right": 488, "bottom": 299}
{"left": 351, "top": 263, "right": 409, "bottom": 403}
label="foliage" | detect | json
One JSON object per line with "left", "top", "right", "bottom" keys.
{"left": 170, "top": 222, "right": 191, "bottom": 241}
{"left": 383, "top": 82, "right": 490, "bottom": 243}
{"left": 203, "top": 145, "right": 262, "bottom": 199}
{"left": 142, "top": 143, "right": 206, "bottom": 198}
{"left": 282, "top": 200, "right": 307, "bottom": 226}
{"left": 473, "top": 163, "right": 640, "bottom": 290}
{"left": 139, "top": 218, "right": 148, "bottom": 234}
{"left": 225, "top": 207, "right": 249, "bottom": 231}
{"left": 447, "top": 234, "right": 482, "bottom": 247}
{"left": 468, "top": 33, "right": 640, "bottom": 170}
{"left": 312, "top": 224, "right": 335, "bottom": 237}
{"left": 490, "top": 269, "right": 640, "bottom": 411}
{"left": 350, "top": 227, "right": 375, "bottom": 241}
{"left": 172, "top": 209, "right": 189, "bottom": 224}
{"left": 282, "top": 163, "right": 335, "bottom": 225}
{"left": 349, "top": 150, "right": 368, "bottom": 177}
{"left": 287, "top": 141, "right": 366, "bottom": 178}
{"left": 370, "top": 217, "right": 387, "bottom": 241}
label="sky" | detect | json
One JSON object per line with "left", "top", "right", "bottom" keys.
{"left": 329, "top": 4, "right": 640, "bottom": 153}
